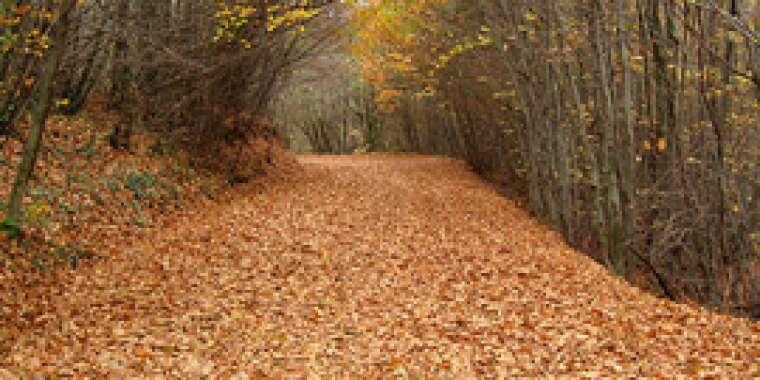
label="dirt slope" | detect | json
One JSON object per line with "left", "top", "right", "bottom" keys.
{"left": 2, "top": 155, "right": 759, "bottom": 378}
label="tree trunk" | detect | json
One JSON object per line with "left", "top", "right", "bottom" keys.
{"left": 618, "top": 0, "right": 636, "bottom": 278}
{"left": 2, "top": 1, "right": 74, "bottom": 236}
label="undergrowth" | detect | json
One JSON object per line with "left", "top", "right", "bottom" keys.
{"left": 0, "top": 103, "right": 287, "bottom": 275}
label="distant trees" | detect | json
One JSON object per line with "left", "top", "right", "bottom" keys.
{"left": 271, "top": 54, "right": 381, "bottom": 154}
{"left": 350, "top": 0, "right": 759, "bottom": 316}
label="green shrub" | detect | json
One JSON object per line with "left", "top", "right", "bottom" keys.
{"left": 134, "top": 217, "right": 149, "bottom": 228}
{"left": 104, "top": 177, "right": 121, "bottom": 192}
{"left": 0, "top": 219, "right": 22, "bottom": 239}
{"left": 58, "top": 202, "right": 76, "bottom": 214}
{"left": 125, "top": 171, "right": 156, "bottom": 201}
{"left": 75, "top": 141, "right": 98, "bottom": 161}
{"left": 67, "top": 171, "right": 92, "bottom": 187}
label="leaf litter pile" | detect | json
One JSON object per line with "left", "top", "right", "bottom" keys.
{"left": 2, "top": 155, "right": 759, "bottom": 377}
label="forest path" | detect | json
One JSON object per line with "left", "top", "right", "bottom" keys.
{"left": 4, "top": 155, "right": 759, "bottom": 377}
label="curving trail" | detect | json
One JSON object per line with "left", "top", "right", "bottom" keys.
{"left": 3, "top": 155, "right": 759, "bottom": 378}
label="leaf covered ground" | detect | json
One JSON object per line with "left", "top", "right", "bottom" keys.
{"left": 0, "top": 105, "right": 294, "bottom": 276}
{"left": 2, "top": 155, "right": 759, "bottom": 378}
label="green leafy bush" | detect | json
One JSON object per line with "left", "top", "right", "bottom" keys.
{"left": 125, "top": 171, "right": 156, "bottom": 201}
{"left": 75, "top": 141, "right": 98, "bottom": 161}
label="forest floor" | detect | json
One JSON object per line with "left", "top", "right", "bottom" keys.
{"left": 2, "top": 155, "right": 760, "bottom": 378}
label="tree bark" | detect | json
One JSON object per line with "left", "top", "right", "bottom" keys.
{"left": 2, "top": 1, "right": 75, "bottom": 236}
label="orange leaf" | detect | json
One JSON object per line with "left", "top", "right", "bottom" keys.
{"left": 657, "top": 137, "right": 667, "bottom": 152}
{"left": 134, "top": 346, "right": 151, "bottom": 358}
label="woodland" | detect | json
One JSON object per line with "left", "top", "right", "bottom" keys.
{"left": 0, "top": 0, "right": 759, "bottom": 377}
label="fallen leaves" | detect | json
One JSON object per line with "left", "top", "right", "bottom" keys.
{"left": 1, "top": 155, "right": 759, "bottom": 377}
